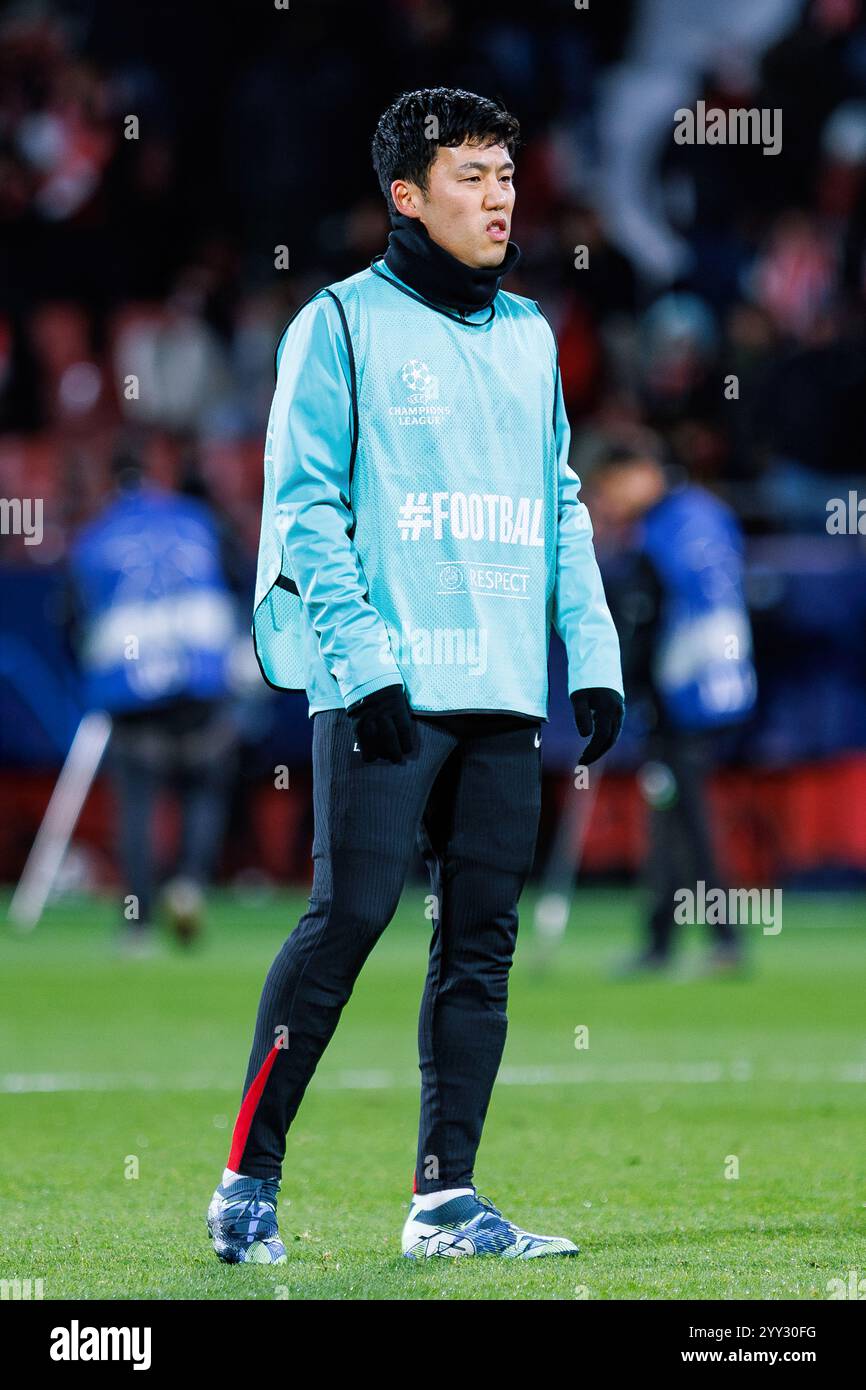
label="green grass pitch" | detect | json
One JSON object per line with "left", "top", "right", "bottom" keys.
{"left": 1, "top": 888, "right": 863, "bottom": 1300}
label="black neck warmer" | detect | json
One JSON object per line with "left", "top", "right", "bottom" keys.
{"left": 379, "top": 212, "right": 521, "bottom": 314}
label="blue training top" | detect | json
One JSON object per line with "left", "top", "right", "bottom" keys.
{"left": 253, "top": 262, "right": 622, "bottom": 719}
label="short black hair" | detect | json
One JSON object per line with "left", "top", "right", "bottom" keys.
{"left": 371, "top": 87, "right": 520, "bottom": 215}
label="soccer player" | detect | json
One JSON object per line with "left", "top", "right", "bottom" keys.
{"left": 207, "top": 88, "right": 624, "bottom": 1263}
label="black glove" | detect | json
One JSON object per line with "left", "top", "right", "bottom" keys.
{"left": 346, "top": 683, "right": 415, "bottom": 764}
{"left": 570, "top": 687, "right": 624, "bottom": 766}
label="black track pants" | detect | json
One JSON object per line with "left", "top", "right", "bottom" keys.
{"left": 228, "top": 708, "right": 542, "bottom": 1191}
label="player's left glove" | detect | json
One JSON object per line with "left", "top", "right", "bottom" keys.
{"left": 570, "top": 687, "right": 624, "bottom": 766}
{"left": 346, "top": 682, "right": 415, "bottom": 764}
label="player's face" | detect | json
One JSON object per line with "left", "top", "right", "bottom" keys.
{"left": 394, "top": 140, "right": 515, "bottom": 269}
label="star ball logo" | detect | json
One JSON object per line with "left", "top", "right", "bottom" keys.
{"left": 390, "top": 361, "right": 451, "bottom": 426}
{"left": 401, "top": 359, "right": 439, "bottom": 404}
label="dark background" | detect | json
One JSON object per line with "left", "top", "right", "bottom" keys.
{"left": 1, "top": 0, "right": 865, "bottom": 890}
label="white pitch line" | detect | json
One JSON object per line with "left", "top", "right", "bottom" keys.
{"left": 1, "top": 1061, "right": 865, "bottom": 1095}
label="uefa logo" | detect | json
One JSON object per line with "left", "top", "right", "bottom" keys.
{"left": 438, "top": 562, "right": 464, "bottom": 590}
{"left": 401, "top": 359, "right": 439, "bottom": 404}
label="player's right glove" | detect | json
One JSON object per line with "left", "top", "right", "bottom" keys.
{"left": 346, "top": 683, "right": 415, "bottom": 764}
{"left": 570, "top": 687, "right": 625, "bottom": 766}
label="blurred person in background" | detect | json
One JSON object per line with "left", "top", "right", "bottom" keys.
{"left": 595, "top": 0, "right": 806, "bottom": 285}
{"left": 592, "top": 440, "right": 757, "bottom": 975}
{"left": 68, "top": 444, "right": 240, "bottom": 949}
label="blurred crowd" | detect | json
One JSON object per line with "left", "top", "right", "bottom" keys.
{"left": 3, "top": 0, "right": 866, "bottom": 913}
{"left": 2, "top": 0, "right": 866, "bottom": 570}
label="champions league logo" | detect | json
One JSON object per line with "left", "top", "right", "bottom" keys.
{"left": 389, "top": 360, "right": 450, "bottom": 425}
{"left": 401, "top": 359, "right": 439, "bottom": 404}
